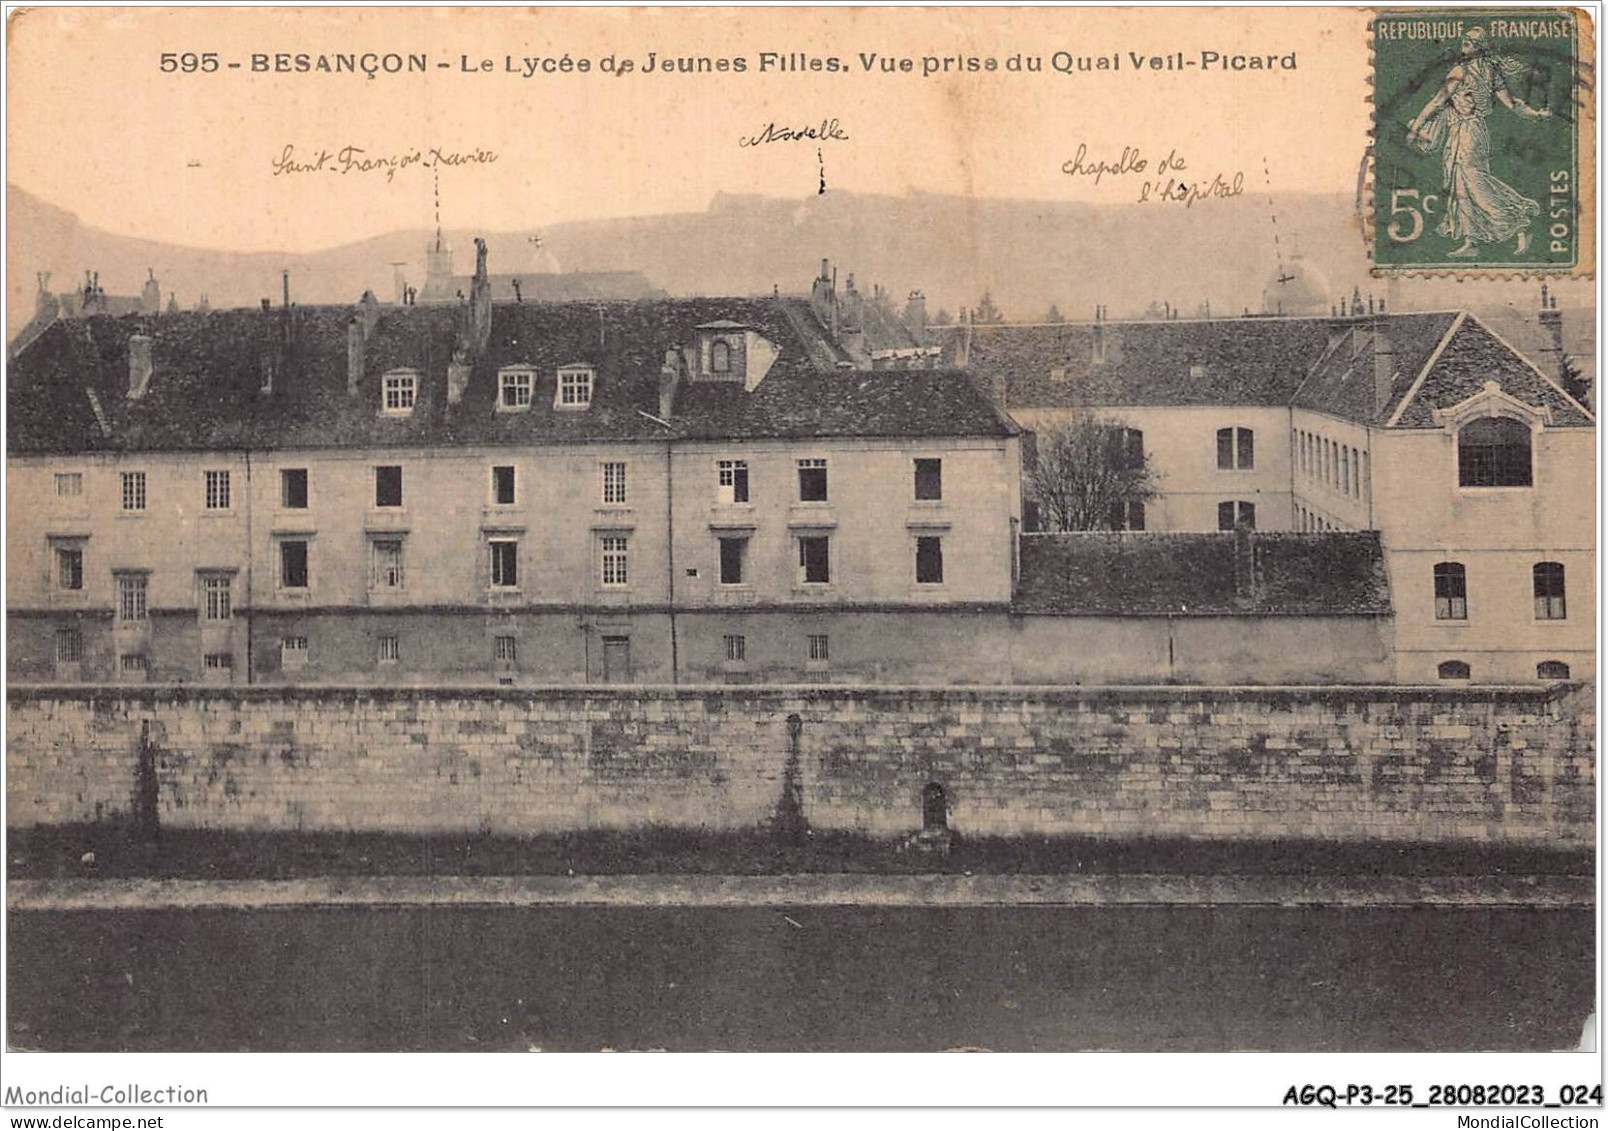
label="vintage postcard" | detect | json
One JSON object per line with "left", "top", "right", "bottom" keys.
{"left": 2, "top": 3, "right": 1599, "bottom": 1117}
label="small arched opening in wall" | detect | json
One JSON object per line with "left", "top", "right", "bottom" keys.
{"left": 922, "top": 781, "right": 949, "bottom": 831}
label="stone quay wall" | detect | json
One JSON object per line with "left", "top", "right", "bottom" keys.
{"left": 5, "top": 682, "right": 1595, "bottom": 846}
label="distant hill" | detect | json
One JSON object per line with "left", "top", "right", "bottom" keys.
{"left": 8, "top": 183, "right": 1593, "bottom": 341}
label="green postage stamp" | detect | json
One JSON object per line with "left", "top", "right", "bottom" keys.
{"left": 1372, "top": 8, "right": 1594, "bottom": 273}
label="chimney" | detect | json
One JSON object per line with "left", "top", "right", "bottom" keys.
{"left": 469, "top": 236, "right": 492, "bottom": 357}
{"left": 141, "top": 268, "right": 161, "bottom": 315}
{"left": 446, "top": 347, "right": 472, "bottom": 406}
{"left": 904, "top": 290, "right": 927, "bottom": 338}
{"left": 1537, "top": 283, "right": 1568, "bottom": 383}
{"left": 658, "top": 348, "right": 683, "bottom": 418}
{"left": 127, "top": 335, "right": 153, "bottom": 399}
{"left": 1372, "top": 314, "right": 1396, "bottom": 416}
{"left": 358, "top": 290, "right": 381, "bottom": 340}
{"left": 346, "top": 317, "right": 364, "bottom": 397}
{"left": 1091, "top": 305, "right": 1107, "bottom": 365}
{"left": 1232, "top": 526, "right": 1257, "bottom": 608}
{"left": 956, "top": 308, "right": 973, "bottom": 368}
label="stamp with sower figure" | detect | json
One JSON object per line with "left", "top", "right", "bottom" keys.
{"left": 1372, "top": 9, "right": 1594, "bottom": 274}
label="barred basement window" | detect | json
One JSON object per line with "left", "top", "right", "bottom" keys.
{"left": 807, "top": 634, "right": 830, "bottom": 662}
{"left": 1433, "top": 563, "right": 1467, "bottom": 621}
{"left": 724, "top": 634, "right": 747, "bottom": 663}
{"left": 1537, "top": 660, "right": 1571, "bottom": 680}
{"left": 121, "top": 471, "right": 147, "bottom": 512}
{"left": 494, "top": 635, "right": 518, "bottom": 663}
{"left": 1437, "top": 660, "right": 1471, "bottom": 680}
{"left": 377, "top": 635, "right": 400, "bottom": 664}
{"left": 120, "top": 654, "right": 149, "bottom": 675}
{"left": 204, "top": 470, "right": 231, "bottom": 510}
{"left": 55, "top": 628, "right": 83, "bottom": 664}
{"left": 204, "top": 652, "right": 234, "bottom": 670}
{"left": 1533, "top": 562, "right": 1566, "bottom": 620}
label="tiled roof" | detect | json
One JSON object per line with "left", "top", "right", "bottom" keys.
{"left": 420, "top": 271, "right": 661, "bottom": 304}
{"left": 1291, "top": 312, "right": 1459, "bottom": 425}
{"left": 674, "top": 367, "right": 1015, "bottom": 440}
{"left": 1014, "top": 531, "right": 1391, "bottom": 617}
{"left": 939, "top": 318, "right": 1338, "bottom": 407}
{"left": 7, "top": 297, "right": 1013, "bottom": 454}
{"left": 1389, "top": 316, "right": 1594, "bottom": 429}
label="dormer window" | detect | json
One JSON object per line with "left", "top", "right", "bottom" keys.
{"left": 557, "top": 365, "right": 593, "bottom": 409}
{"left": 1458, "top": 416, "right": 1532, "bottom": 487}
{"left": 382, "top": 370, "right": 418, "bottom": 415}
{"left": 499, "top": 368, "right": 534, "bottom": 412}
{"left": 711, "top": 340, "right": 732, "bottom": 374}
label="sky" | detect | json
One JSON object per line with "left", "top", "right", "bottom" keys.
{"left": 7, "top": 6, "right": 1371, "bottom": 253}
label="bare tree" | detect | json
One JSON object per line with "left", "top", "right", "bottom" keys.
{"left": 1026, "top": 414, "right": 1161, "bottom": 532}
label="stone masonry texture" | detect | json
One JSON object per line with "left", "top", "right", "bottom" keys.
{"left": 5, "top": 683, "right": 1595, "bottom": 846}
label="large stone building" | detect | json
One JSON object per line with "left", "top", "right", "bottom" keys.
{"left": 949, "top": 296, "right": 1596, "bottom": 683}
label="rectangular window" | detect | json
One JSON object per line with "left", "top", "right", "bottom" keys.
{"left": 1218, "top": 501, "right": 1256, "bottom": 531}
{"left": 717, "top": 459, "right": 750, "bottom": 504}
{"left": 201, "top": 573, "right": 233, "bottom": 620}
{"left": 281, "top": 468, "right": 308, "bottom": 509}
{"left": 494, "top": 635, "right": 518, "bottom": 663}
{"left": 116, "top": 574, "right": 148, "bottom": 622}
{"left": 204, "top": 652, "right": 234, "bottom": 671}
{"left": 559, "top": 367, "right": 593, "bottom": 407}
{"left": 280, "top": 636, "right": 309, "bottom": 670}
{"left": 601, "top": 535, "right": 629, "bottom": 587}
{"left": 204, "top": 469, "right": 231, "bottom": 510}
{"left": 55, "top": 627, "right": 83, "bottom": 664}
{"left": 914, "top": 458, "right": 943, "bottom": 501}
{"left": 915, "top": 535, "right": 945, "bottom": 584}
{"left": 601, "top": 462, "right": 627, "bottom": 505}
{"left": 383, "top": 372, "right": 417, "bottom": 413}
{"left": 724, "top": 634, "right": 747, "bottom": 663}
{"left": 718, "top": 536, "right": 748, "bottom": 585}
{"left": 374, "top": 465, "right": 403, "bottom": 508}
{"left": 121, "top": 471, "right": 146, "bottom": 512}
{"left": 371, "top": 539, "right": 406, "bottom": 590}
{"left": 377, "top": 635, "right": 400, "bottom": 664}
{"left": 489, "top": 540, "right": 519, "bottom": 588}
{"left": 55, "top": 472, "right": 83, "bottom": 498}
{"left": 500, "top": 370, "right": 533, "bottom": 410}
{"left": 1534, "top": 562, "right": 1567, "bottom": 620}
{"left": 279, "top": 540, "right": 309, "bottom": 589}
{"left": 798, "top": 458, "right": 828, "bottom": 502}
{"left": 807, "top": 634, "right": 830, "bottom": 662}
{"left": 1434, "top": 563, "right": 1467, "bottom": 621}
{"left": 1108, "top": 428, "right": 1145, "bottom": 472}
{"left": 492, "top": 465, "right": 517, "bottom": 505}
{"left": 1107, "top": 499, "right": 1147, "bottom": 531}
{"left": 1216, "top": 427, "right": 1254, "bottom": 471}
{"left": 798, "top": 535, "right": 830, "bottom": 585}
{"left": 55, "top": 546, "right": 84, "bottom": 590}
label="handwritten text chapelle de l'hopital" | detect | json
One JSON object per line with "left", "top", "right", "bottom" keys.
{"left": 213, "top": 49, "right": 1299, "bottom": 80}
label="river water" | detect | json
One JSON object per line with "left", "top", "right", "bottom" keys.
{"left": 7, "top": 905, "right": 1594, "bottom": 1051}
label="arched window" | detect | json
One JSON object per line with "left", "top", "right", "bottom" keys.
{"left": 1537, "top": 660, "right": 1571, "bottom": 680}
{"left": 711, "top": 339, "right": 732, "bottom": 374}
{"left": 1458, "top": 416, "right": 1532, "bottom": 487}
{"left": 1433, "top": 562, "right": 1467, "bottom": 620}
{"left": 1533, "top": 562, "right": 1566, "bottom": 619}
{"left": 1437, "top": 660, "right": 1471, "bottom": 680}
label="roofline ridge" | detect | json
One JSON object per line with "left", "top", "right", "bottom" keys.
{"left": 1384, "top": 312, "right": 1465, "bottom": 429}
